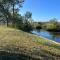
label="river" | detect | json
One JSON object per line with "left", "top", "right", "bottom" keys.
{"left": 32, "top": 30, "right": 60, "bottom": 43}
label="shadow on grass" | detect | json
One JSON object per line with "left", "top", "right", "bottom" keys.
{"left": 0, "top": 51, "right": 60, "bottom": 60}
{"left": 0, "top": 51, "right": 40, "bottom": 60}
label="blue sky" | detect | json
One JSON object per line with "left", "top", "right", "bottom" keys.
{"left": 20, "top": 0, "right": 60, "bottom": 22}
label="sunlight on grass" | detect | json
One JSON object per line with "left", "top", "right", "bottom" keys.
{"left": 0, "top": 26, "right": 60, "bottom": 59}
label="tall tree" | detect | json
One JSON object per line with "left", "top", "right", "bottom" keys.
{"left": 25, "top": 11, "right": 32, "bottom": 20}
{"left": 0, "top": 0, "right": 24, "bottom": 27}
{"left": 0, "top": 1, "right": 10, "bottom": 26}
{"left": 23, "top": 11, "right": 33, "bottom": 32}
{"left": 7, "top": 0, "right": 24, "bottom": 27}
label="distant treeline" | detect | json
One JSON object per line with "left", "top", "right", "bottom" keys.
{"left": 33, "top": 18, "right": 60, "bottom": 31}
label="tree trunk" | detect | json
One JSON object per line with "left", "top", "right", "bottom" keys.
{"left": 6, "top": 16, "right": 8, "bottom": 27}
{"left": 6, "top": 9, "right": 9, "bottom": 27}
{"left": 12, "top": 4, "right": 15, "bottom": 27}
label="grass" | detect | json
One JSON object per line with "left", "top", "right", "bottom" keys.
{"left": 0, "top": 26, "right": 60, "bottom": 60}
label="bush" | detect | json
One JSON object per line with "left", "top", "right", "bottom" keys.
{"left": 23, "top": 21, "right": 33, "bottom": 32}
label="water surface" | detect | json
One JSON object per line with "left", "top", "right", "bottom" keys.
{"left": 32, "top": 30, "right": 60, "bottom": 43}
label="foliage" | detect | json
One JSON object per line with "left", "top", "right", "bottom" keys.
{"left": 23, "top": 20, "right": 33, "bottom": 32}
{"left": 0, "top": 0, "right": 33, "bottom": 32}
{"left": 25, "top": 11, "right": 32, "bottom": 19}
{"left": 35, "top": 22, "right": 42, "bottom": 29}
{"left": 0, "top": 0, "right": 24, "bottom": 27}
{"left": 15, "top": 14, "right": 23, "bottom": 29}
{"left": 23, "top": 11, "right": 33, "bottom": 32}
{"left": 44, "top": 18, "right": 58, "bottom": 30}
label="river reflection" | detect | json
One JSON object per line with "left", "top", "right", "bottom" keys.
{"left": 32, "top": 30, "right": 60, "bottom": 43}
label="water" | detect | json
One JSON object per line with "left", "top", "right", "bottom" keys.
{"left": 32, "top": 30, "right": 60, "bottom": 43}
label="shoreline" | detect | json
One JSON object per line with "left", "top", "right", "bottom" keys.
{"left": 34, "top": 34, "right": 60, "bottom": 45}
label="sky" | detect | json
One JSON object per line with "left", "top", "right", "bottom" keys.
{"left": 20, "top": 0, "right": 60, "bottom": 22}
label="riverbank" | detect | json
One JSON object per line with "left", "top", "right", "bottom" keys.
{"left": 32, "top": 29, "right": 60, "bottom": 43}
{"left": 35, "top": 34, "right": 60, "bottom": 44}
{"left": 0, "top": 26, "right": 60, "bottom": 60}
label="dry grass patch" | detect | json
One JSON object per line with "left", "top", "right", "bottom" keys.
{"left": 0, "top": 26, "right": 60, "bottom": 60}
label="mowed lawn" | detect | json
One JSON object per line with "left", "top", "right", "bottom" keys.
{"left": 0, "top": 26, "right": 60, "bottom": 60}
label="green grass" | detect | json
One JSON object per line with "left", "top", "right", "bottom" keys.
{"left": 0, "top": 26, "right": 60, "bottom": 60}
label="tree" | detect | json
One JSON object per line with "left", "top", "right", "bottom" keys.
{"left": 49, "top": 18, "right": 58, "bottom": 29}
{"left": 41, "top": 18, "right": 58, "bottom": 30}
{"left": 25, "top": 11, "right": 32, "bottom": 19}
{"left": 0, "top": 0, "right": 12, "bottom": 26}
{"left": 7, "top": 0, "right": 24, "bottom": 27}
{"left": 14, "top": 12, "right": 23, "bottom": 29}
{"left": 23, "top": 11, "right": 33, "bottom": 32}
{"left": 0, "top": 0, "right": 24, "bottom": 27}
{"left": 49, "top": 18, "right": 57, "bottom": 24}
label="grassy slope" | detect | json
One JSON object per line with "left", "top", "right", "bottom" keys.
{"left": 0, "top": 26, "right": 60, "bottom": 60}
